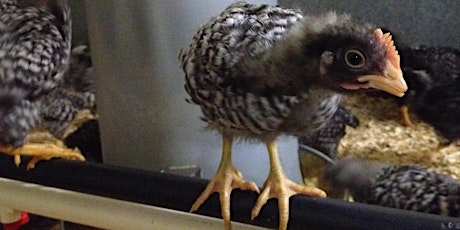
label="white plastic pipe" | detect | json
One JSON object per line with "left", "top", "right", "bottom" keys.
{"left": 0, "top": 177, "right": 265, "bottom": 230}
{"left": 0, "top": 206, "right": 21, "bottom": 224}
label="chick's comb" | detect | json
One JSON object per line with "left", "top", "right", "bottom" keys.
{"left": 374, "top": 28, "right": 400, "bottom": 69}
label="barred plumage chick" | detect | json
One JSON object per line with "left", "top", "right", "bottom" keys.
{"left": 180, "top": 2, "right": 407, "bottom": 229}
{"left": 39, "top": 87, "right": 95, "bottom": 137}
{"left": 400, "top": 46, "right": 458, "bottom": 85}
{"left": 399, "top": 46, "right": 459, "bottom": 141}
{"left": 413, "top": 78, "right": 460, "bottom": 142}
{"left": 324, "top": 157, "right": 460, "bottom": 217}
{"left": 64, "top": 44, "right": 95, "bottom": 93}
{"left": 299, "top": 105, "right": 359, "bottom": 159}
{"left": 0, "top": 0, "right": 86, "bottom": 168}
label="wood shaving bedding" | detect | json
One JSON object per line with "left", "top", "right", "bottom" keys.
{"left": 301, "top": 93, "right": 460, "bottom": 192}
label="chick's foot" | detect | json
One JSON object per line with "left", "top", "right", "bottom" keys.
{"left": 191, "top": 134, "right": 260, "bottom": 229}
{"left": 0, "top": 143, "right": 85, "bottom": 169}
{"left": 251, "top": 171, "right": 326, "bottom": 230}
{"left": 191, "top": 163, "right": 260, "bottom": 230}
{"left": 252, "top": 139, "right": 326, "bottom": 230}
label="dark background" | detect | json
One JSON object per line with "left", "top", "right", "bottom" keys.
{"left": 280, "top": 0, "right": 459, "bottom": 49}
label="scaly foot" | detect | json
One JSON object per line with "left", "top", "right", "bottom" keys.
{"left": 251, "top": 172, "right": 326, "bottom": 230}
{"left": 257, "top": 139, "right": 326, "bottom": 230}
{"left": 191, "top": 163, "right": 259, "bottom": 230}
{"left": 0, "top": 143, "right": 85, "bottom": 169}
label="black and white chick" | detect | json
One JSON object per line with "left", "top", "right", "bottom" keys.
{"left": 39, "top": 87, "right": 95, "bottom": 141}
{"left": 64, "top": 44, "right": 95, "bottom": 93}
{"left": 0, "top": 0, "right": 89, "bottom": 168}
{"left": 323, "top": 157, "right": 460, "bottom": 217}
{"left": 61, "top": 44, "right": 100, "bottom": 161}
{"left": 399, "top": 46, "right": 460, "bottom": 142}
{"left": 180, "top": 2, "right": 407, "bottom": 229}
{"left": 411, "top": 77, "right": 460, "bottom": 142}
{"left": 299, "top": 105, "right": 359, "bottom": 159}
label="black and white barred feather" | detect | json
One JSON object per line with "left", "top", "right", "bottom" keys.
{"left": 0, "top": 0, "right": 71, "bottom": 98}
{"left": 324, "top": 157, "right": 460, "bottom": 217}
{"left": 0, "top": 0, "right": 84, "bottom": 147}
{"left": 39, "top": 87, "right": 95, "bottom": 137}
{"left": 180, "top": 2, "right": 343, "bottom": 138}
{"left": 299, "top": 105, "right": 359, "bottom": 159}
{"left": 64, "top": 44, "right": 95, "bottom": 93}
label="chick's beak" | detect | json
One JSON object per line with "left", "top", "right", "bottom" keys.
{"left": 357, "top": 61, "right": 407, "bottom": 97}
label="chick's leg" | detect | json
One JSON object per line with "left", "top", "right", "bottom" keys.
{"left": 251, "top": 139, "right": 326, "bottom": 230}
{"left": 0, "top": 143, "right": 85, "bottom": 169}
{"left": 190, "top": 133, "right": 260, "bottom": 230}
{"left": 401, "top": 105, "right": 414, "bottom": 126}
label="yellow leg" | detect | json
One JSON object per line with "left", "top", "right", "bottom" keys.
{"left": 0, "top": 143, "right": 85, "bottom": 169}
{"left": 190, "top": 133, "right": 260, "bottom": 230}
{"left": 251, "top": 139, "right": 326, "bottom": 230}
{"left": 401, "top": 105, "right": 414, "bottom": 126}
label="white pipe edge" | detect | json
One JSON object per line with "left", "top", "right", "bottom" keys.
{"left": 0, "top": 177, "right": 266, "bottom": 230}
{"left": 0, "top": 206, "right": 21, "bottom": 224}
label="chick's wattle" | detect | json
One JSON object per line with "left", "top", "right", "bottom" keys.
{"left": 180, "top": 2, "right": 406, "bottom": 229}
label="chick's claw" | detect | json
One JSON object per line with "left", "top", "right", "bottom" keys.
{"left": 190, "top": 164, "right": 259, "bottom": 230}
{"left": 0, "top": 144, "right": 85, "bottom": 169}
{"left": 251, "top": 175, "right": 326, "bottom": 230}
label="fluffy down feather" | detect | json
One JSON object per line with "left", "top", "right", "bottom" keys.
{"left": 324, "top": 157, "right": 460, "bottom": 217}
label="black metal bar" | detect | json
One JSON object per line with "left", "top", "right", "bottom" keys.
{"left": 0, "top": 154, "right": 457, "bottom": 230}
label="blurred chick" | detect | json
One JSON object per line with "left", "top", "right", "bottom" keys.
{"left": 399, "top": 46, "right": 459, "bottom": 141}
{"left": 39, "top": 87, "right": 95, "bottom": 139}
{"left": 323, "top": 157, "right": 460, "bottom": 217}
{"left": 64, "top": 44, "right": 95, "bottom": 93}
{"left": 0, "top": 0, "right": 88, "bottom": 168}
{"left": 411, "top": 78, "right": 460, "bottom": 142}
{"left": 180, "top": 2, "right": 407, "bottom": 229}
{"left": 299, "top": 105, "right": 359, "bottom": 159}
{"left": 62, "top": 44, "right": 100, "bottom": 162}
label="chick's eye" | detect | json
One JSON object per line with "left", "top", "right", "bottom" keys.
{"left": 344, "top": 49, "right": 365, "bottom": 69}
